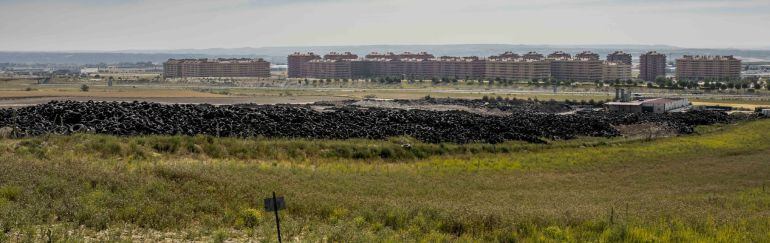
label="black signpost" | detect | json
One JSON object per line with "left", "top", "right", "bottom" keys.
{"left": 264, "top": 192, "right": 285, "bottom": 243}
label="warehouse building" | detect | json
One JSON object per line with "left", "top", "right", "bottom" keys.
{"left": 163, "top": 58, "right": 270, "bottom": 78}
{"left": 605, "top": 98, "right": 690, "bottom": 113}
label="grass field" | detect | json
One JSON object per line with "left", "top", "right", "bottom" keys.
{"left": 1, "top": 119, "right": 769, "bottom": 241}
{"left": 692, "top": 99, "right": 770, "bottom": 110}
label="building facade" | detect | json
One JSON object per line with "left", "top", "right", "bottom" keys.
{"left": 485, "top": 58, "right": 551, "bottom": 81}
{"left": 547, "top": 51, "right": 571, "bottom": 59}
{"left": 549, "top": 57, "right": 603, "bottom": 82}
{"left": 287, "top": 50, "right": 740, "bottom": 83}
{"left": 305, "top": 59, "right": 352, "bottom": 79}
{"left": 364, "top": 52, "right": 434, "bottom": 60}
{"left": 575, "top": 51, "right": 600, "bottom": 60}
{"left": 522, "top": 52, "right": 544, "bottom": 60}
{"left": 163, "top": 58, "right": 270, "bottom": 78}
{"left": 435, "top": 56, "right": 485, "bottom": 79}
{"left": 639, "top": 51, "right": 666, "bottom": 82}
{"left": 323, "top": 52, "right": 358, "bottom": 61}
{"left": 606, "top": 98, "right": 689, "bottom": 113}
{"left": 607, "top": 51, "right": 632, "bottom": 65}
{"left": 601, "top": 61, "right": 632, "bottom": 81}
{"left": 490, "top": 51, "right": 520, "bottom": 59}
{"left": 287, "top": 52, "right": 321, "bottom": 78}
{"left": 676, "top": 55, "right": 741, "bottom": 81}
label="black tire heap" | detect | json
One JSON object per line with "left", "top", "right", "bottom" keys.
{"left": 0, "top": 100, "right": 753, "bottom": 144}
{"left": 393, "top": 97, "right": 573, "bottom": 114}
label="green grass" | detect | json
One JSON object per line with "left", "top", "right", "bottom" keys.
{"left": 1, "top": 120, "right": 769, "bottom": 241}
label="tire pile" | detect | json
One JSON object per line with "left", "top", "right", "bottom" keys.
{"left": 394, "top": 97, "right": 572, "bottom": 114}
{"left": 0, "top": 100, "right": 754, "bottom": 144}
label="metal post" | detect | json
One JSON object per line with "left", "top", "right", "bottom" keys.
{"left": 273, "top": 191, "right": 282, "bottom": 243}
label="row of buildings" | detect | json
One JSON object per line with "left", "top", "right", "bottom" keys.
{"left": 288, "top": 51, "right": 636, "bottom": 82}
{"left": 675, "top": 55, "right": 741, "bottom": 81}
{"left": 158, "top": 52, "right": 742, "bottom": 82}
{"left": 163, "top": 58, "right": 271, "bottom": 78}
{"left": 638, "top": 52, "right": 740, "bottom": 82}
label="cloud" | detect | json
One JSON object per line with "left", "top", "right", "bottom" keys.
{"left": 0, "top": 0, "right": 768, "bottom": 51}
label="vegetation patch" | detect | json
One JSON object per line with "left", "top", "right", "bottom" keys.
{"left": 0, "top": 120, "right": 769, "bottom": 241}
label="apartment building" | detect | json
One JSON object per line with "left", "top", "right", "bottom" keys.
{"left": 676, "top": 55, "right": 741, "bottom": 81}
{"left": 601, "top": 61, "right": 632, "bottom": 81}
{"left": 639, "top": 51, "right": 666, "bottom": 82}
{"left": 363, "top": 58, "right": 406, "bottom": 78}
{"left": 575, "top": 51, "right": 600, "bottom": 60}
{"left": 163, "top": 58, "right": 270, "bottom": 78}
{"left": 522, "top": 52, "right": 545, "bottom": 60}
{"left": 436, "top": 56, "right": 486, "bottom": 79}
{"left": 287, "top": 52, "right": 321, "bottom": 78}
{"left": 547, "top": 51, "right": 571, "bottom": 59}
{"left": 364, "top": 52, "right": 434, "bottom": 60}
{"left": 396, "top": 52, "right": 435, "bottom": 60}
{"left": 549, "top": 57, "right": 603, "bottom": 82}
{"left": 485, "top": 58, "right": 551, "bottom": 81}
{"left": 318, "top": 53, "right": 484, "bottom": 80}
{"left": 607, "top": 51, "right": 632, "bottom": 65}
{"left": 289, "top": 50, "right": 742, "bottom": 83}
{"left": 402, "top": 58, "right": 440, "bottom": 79}
{"left": 490, "top": 51, "right": 521, "bottom": 59}
{"left": 305, "top": 59, "right": 353, "bottom": 79}
{"left": 323, "top": 52, "right": 358, "bottom": 61}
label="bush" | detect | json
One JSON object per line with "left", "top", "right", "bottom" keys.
{"left": 0, "top": 186, "right": 22, "bottom": 201}
{"left": 80, "top": 84, "right": 89, "bottom": 92}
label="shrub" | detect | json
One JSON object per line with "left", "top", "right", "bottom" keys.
{"left": 0, "top": 186, "right": 22, "bottom": 201}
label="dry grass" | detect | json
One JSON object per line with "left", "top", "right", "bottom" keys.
{"left": 1, "top": 120, "right": 769, "bottom": 241}
{"left": 692, "top": 99, "right": 770, "bottom": 110}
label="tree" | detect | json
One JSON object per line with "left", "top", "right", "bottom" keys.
{"left": 654, "top": 76, "right": 667, "bottom": 87}
{"left": 80, "top": 84, "right": 89, "bottom": 92}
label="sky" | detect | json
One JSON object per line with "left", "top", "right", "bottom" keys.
{"left": 0, "top": 0, "right": 769, "bottom": 51}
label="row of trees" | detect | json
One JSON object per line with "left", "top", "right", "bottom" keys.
{"left": 295, "top": 76, "right": 768, "bottom": 91}
{"left": 650, "top": 76, "right": 768, "bottom": 91}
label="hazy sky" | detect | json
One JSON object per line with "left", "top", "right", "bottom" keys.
{"left": 1, "top": 0, "right": 769, "bottom": 51}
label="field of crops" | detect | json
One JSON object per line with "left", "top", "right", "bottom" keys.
{"left": 1, "top": 114, "right": 769, "bottom": 241}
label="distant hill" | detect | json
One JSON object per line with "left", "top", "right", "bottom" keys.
{"left": 0, "top": 52, "right": 270, "bottom": 65}
{"left": 3, "top": 44, "right": 770, "bottom": 64}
